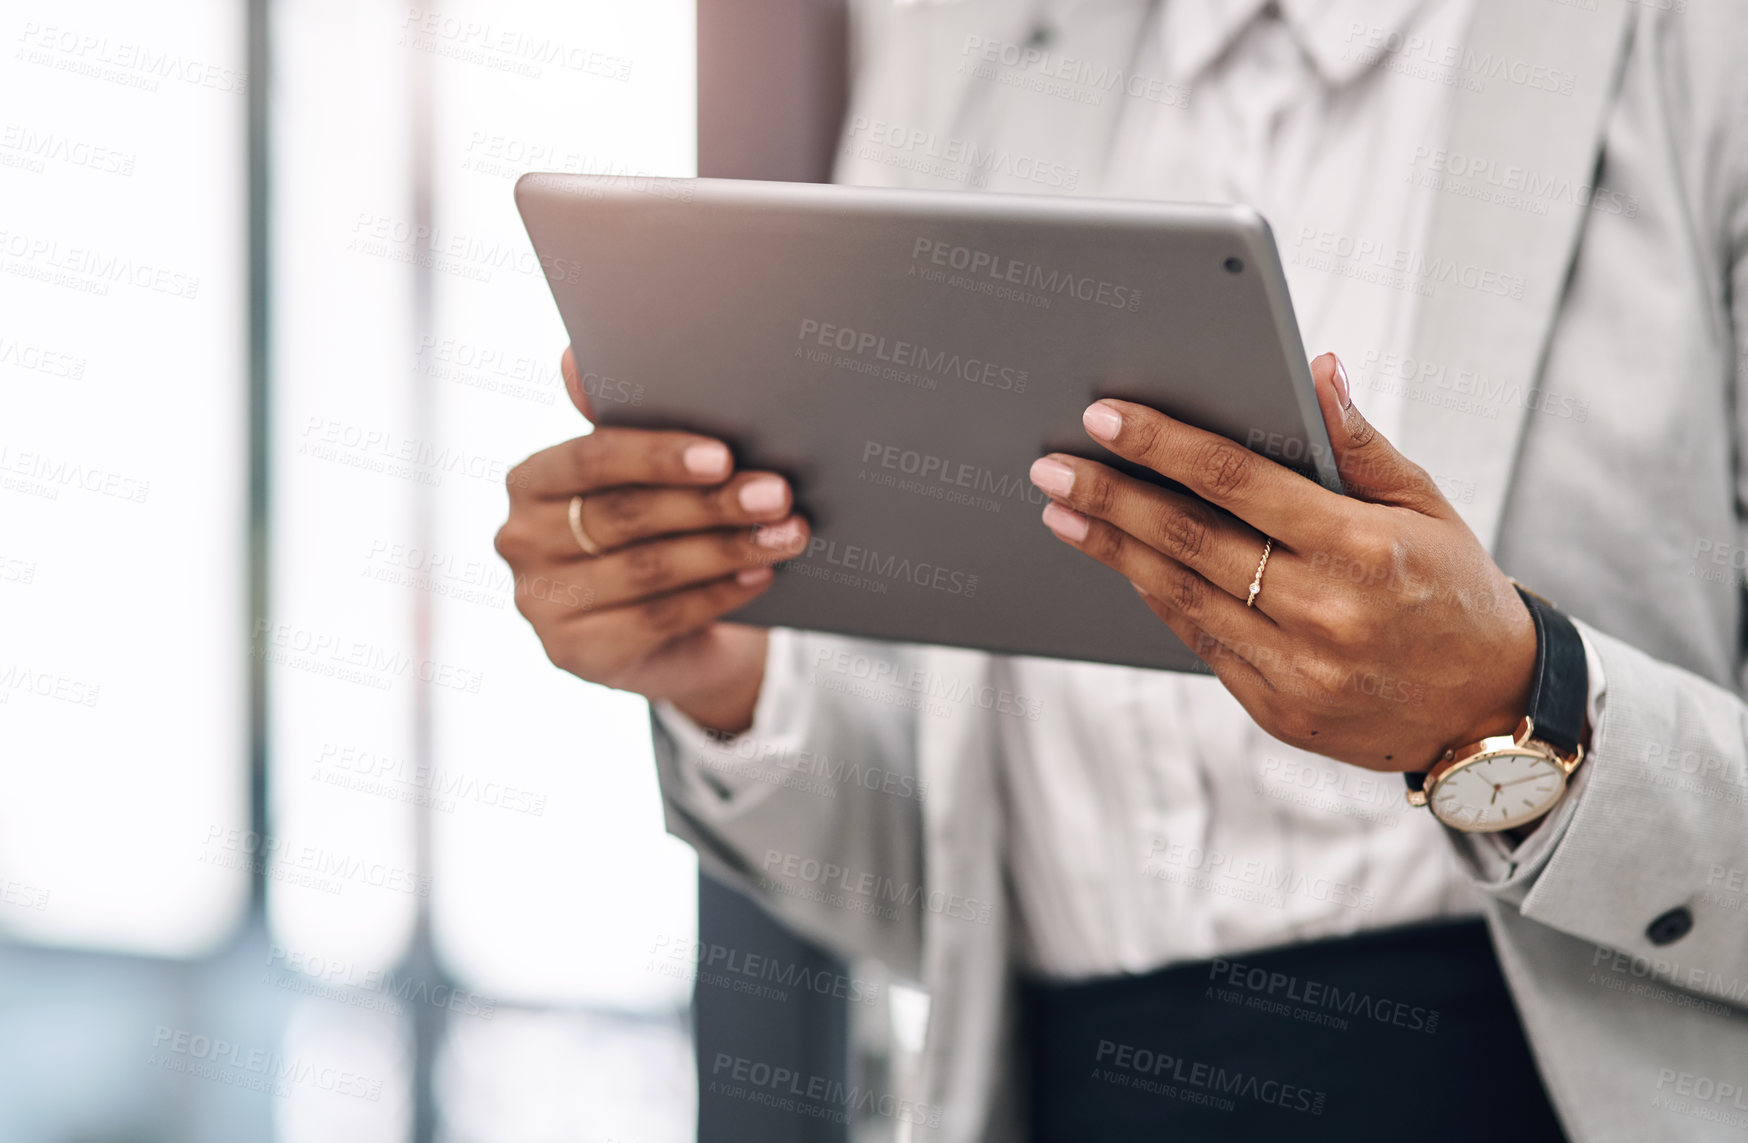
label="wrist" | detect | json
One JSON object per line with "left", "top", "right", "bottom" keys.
{"left": 1448, "top": 587, "right": 1538, "bottom": 753}
{"left": 1404, "top": 584, "right": 1590, "bottom": 833}
{"left": 668, "top": 664, "right": 766, "bottom": 737}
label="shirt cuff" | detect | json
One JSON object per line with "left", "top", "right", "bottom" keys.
{"left": 650, "top": 626, "right": 809, "bottom": 805}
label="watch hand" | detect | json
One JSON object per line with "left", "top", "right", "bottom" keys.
{"left": 1499, "top": 775, "right": 1550, "bottom": 788}
{"left": 1490, "top": 784, "right": 1501, "bottom": 806}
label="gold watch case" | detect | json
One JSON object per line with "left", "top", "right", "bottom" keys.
{"left": 1405, "top": 717, "right": 1585, "bottom": 833}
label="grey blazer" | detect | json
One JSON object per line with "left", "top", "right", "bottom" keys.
{"left": 656, "top": 1, "right": 1748, "bottom": 1139}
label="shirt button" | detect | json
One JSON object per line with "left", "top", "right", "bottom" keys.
{"left": 1645, "top": 907, "right": 1693, "bottom": 946}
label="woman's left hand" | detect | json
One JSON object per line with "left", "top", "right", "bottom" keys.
{"left": 1029, "top": 352, "right": 1537, "bottom": 773}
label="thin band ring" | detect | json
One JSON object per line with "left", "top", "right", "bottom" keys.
{"left": 1245, "top": 537, "right": 1273, "bottom": 608}
{"left": 568, "top": 495, "right": 604, "bottom": 557}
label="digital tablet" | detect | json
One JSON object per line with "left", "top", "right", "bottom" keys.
{"left": 516, "top": 174, "right": 1339, "bottom": 672}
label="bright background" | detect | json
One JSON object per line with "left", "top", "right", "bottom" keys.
{"left": 0, "top": 1, "right": 702, "bottom": 1139}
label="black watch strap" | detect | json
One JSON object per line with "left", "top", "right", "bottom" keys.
{"left": 1405, "top": 583, "right": 1588, "bottom": 793}
{"left": 1515, "top": 584, "right": 1588, "bottom": 756}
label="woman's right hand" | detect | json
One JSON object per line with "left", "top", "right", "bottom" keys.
{"left": 494, "top": 347, "right": 810, "bottom": 733}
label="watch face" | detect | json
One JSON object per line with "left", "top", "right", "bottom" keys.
{"left": 1430, "top": 749, "right": 1566, "bottom": 832}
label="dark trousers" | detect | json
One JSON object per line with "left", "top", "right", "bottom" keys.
{"left": 1019, "top": 918, "right": 1566, "bottom": 1141}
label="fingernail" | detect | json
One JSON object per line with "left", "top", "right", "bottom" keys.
{"left": 1042, "top": 502, "right": 1089, "bottom": 541}
{"left": 754, "top": 519, "right": 804, "bottom": 548}
{"left": 684, "top": 441, "right": 732, "bottom": 476}
{"left": 738, "top": 475, "right": 787, "bottom": 515}
{"left": 1083, "top": 402, "right": 1123, "bottom": 441}
{"left": 1328, "top": 354, "right": 1352, "bottom": 410}
{"left": 1029, "top": 457, "right": 1074, "bottom": 498}
{"left": 736, "top": 566, "right": 774, "bottom": 586}
{"left": 1132, "top": 581, "right": 1151, "bottom": 597}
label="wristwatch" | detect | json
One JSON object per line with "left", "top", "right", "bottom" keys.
{"left": 1405, "top": 583, "right": 1589, "bottom": 833}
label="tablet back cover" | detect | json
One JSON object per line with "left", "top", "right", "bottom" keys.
{"left": 517, "top": 174, "right": 1336, "bottom": 672}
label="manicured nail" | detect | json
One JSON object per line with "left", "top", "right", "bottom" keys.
{"left": 738, "top": 475, "right": 787, "bottom": 515}
{"left": 1042, "top": 502, "right": 1089, "bottom": 541}
{"left": 1328, "top": 354, "right": 1352, "bottom": 409}
{"left": 1083, "top": 402, "right": 1123, "bottom": 441}
{"left": 1029, "top": 457, "right": 1074, "bottom": 498}
{"left": 684, "top": 441, "right": 732, "bottom": 476}
{"left": 736, "top": 565, "right": 774, "bottom": 586}
{"left": 754, "top": 519, "right": 804, "bottom": 548}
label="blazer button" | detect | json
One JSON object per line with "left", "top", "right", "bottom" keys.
{"left": 1646, "top": 907, "right": 1693, "bottom": 946}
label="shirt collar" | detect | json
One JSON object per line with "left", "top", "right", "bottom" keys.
{"left": 1159, "top": 0, "right": 1430, "bottom": 87}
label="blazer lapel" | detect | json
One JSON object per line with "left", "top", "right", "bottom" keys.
{"left": 1398, "top": 0, "right": 1633, "bottom": 549}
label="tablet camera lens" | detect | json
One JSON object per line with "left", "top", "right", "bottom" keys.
{"left": 1223, "top": 257, "right": 1244, "bottom": 274}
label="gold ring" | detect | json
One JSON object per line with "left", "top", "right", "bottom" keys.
{"left": 1245, "top": 537, "right": 1273, "bottom": 608}
{"left": 568, "top": 495, "right": 604, "bottom": 556}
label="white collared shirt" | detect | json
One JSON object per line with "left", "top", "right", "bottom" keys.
{"left": 990, "top": 0, "right": 1482, "bottom": 976}
{"left": 659, "top": 0, "right": 1616, "bottom": 980}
